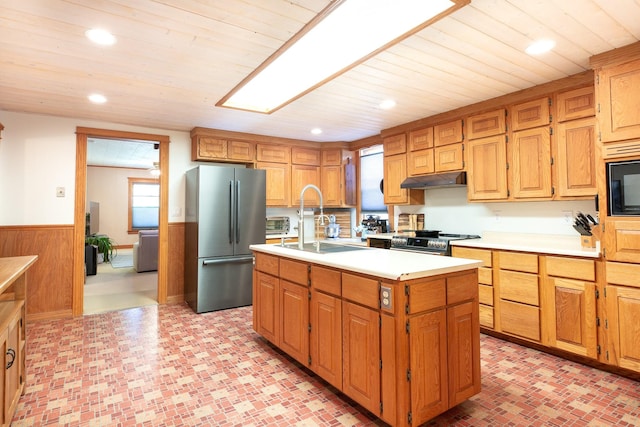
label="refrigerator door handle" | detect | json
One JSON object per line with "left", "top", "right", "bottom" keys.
{"left": 235, "top": 180, "right": 241, "bottom": 243}
{"left": 202, "top": 255, "right": 254, "bottom": 266}
{"left": 229, "top": 180, "right": 235, "bottom": 244}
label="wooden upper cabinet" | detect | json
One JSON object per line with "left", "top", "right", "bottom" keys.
{"left": 257, "top": 161, "right": 290, "bottom": 206}
{"left": 257, "top": 144, "right": 291, "bottom": 163}
{"left": 408, "top": 149, "right": 435, "bottom": 176}
{"left": 466, "top": 135, "right": 508, "bottom": 201}
{"left": 291, "top": 164, "right": 321, "bottom": 206}
{"left": 409, "top": 127, "right": 434, "bottom": 151}
{"left": 321, "top": 149, "right": 342, "bottom": 165}
{"left": 466, "top": 109, "right": 506, "bottom": 140}
{"left": 555, "top": 117, "right": 597, "bottom": 198}
{"left": 511, "top": 98, "right": 550, "bottom": 131}
{"left": 384, "top": 153, "right": 424, "bottom": 205}
{"left": 557, "top": 86, "right": 595, "bottom": 122}
{"left": 434, "top": 120, "right": 463, "bottom": 146}
{"left": 192, "top": 137, "right": 254, "bottom": 162}
{"left": 291, "top": 147, "right": 320, "bottom": 166}
{"left": 383, "top": 134, "right": 407, "bottom": 155}
{"left": 434, "top": 143, "right": 463, "bottom": 172}
{"left": 511, "top": 127, "right": 552, "bottom": 199}
{"left": 597, "top": 58, "right": 640, "bottom": 142}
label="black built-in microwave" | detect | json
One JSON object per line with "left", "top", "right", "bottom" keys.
{"left": 607, "top": 160, "right": 640, "bottom": 216}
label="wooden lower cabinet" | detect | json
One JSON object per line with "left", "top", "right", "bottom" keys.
{"left": 280, "top": 280, "right": 309, "bottom": 365}
{"left": 253, "top": 252, "right": 481, "bottom": 427}
{"left": 310, "top": 291, "right": 342, "bottom": 390}
{"left": 409, "top": 309, "right": 448, "bottom": 422}
{"left": 342, "top": 301, "right": 381, "bottom": 416}
{"left": 606, "top": 285, "right": 640, "bottom": 372}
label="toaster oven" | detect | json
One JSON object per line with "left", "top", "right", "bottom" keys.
{"left": 266, "top": 216, "right": 290, "bottom": 235}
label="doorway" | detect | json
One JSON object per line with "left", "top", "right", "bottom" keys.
{"left": 73, "top": 127, "right": 170, "bottom": 317}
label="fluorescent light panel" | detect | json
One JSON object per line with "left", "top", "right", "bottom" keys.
{"left": 219, "top": 0, "right": 458, "bottom": 113}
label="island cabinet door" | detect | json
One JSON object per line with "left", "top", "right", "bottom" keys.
{"left": 409, "top": 309, "right": 448, "bottom": 425}
{"left": 280, "top": 280, "right": 309, "bottom": 366}
{"left": 254, "top": 271, "right": 279, "bottom": 345}
{"left": 447, "top": 301, "right": 481, "bottom": 407}
{"left": 310, "top": 291, "right": 342, "bottom": 390}
{"left": 342, "top": 301, "right": 380, "bottom": 417}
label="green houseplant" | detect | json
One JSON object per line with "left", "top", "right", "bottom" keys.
{"left": 85, "top": 235, "right": 116, "bottom": 263}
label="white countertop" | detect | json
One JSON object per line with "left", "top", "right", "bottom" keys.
{"left": 450, "top": 231, "right": 601, "bottom": 258}
{"left": 250, "top": 242, "right": 482, "bottom": 281}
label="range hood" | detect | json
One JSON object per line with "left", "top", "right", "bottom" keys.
{"left": 400, "top": 171, "right": 467, "bottom": 189}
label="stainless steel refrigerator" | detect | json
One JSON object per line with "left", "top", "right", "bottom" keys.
{"left": 184, "top": 165, "right": 266, "bottom": 313}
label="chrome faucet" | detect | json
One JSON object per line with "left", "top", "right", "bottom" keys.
{"left": 298, "top": 184, "right": 324, "bottom": 250}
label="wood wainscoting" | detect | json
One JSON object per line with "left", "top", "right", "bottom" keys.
{"left": 0, "top": 225, "right": 74, "bottom": 320}
{"left": 0, "top": 223, "right": 186, "bottom": 320}
{"left": 167, "top": 222, "right": 185, "bottom": 304}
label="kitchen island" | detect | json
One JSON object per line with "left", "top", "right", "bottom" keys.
{"left": 250, "top": 243, "right": 482, "bottom": 427}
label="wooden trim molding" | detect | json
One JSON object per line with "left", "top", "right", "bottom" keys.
{"left": 74, "top": 127, "right": 170, "bottom": 316}
{"left": 590, "top": 41, "right": 640, "bottom": 69}
{"left": 0, "top": 122, "right": 4, "bottom": 139}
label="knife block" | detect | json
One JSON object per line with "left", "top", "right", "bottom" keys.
{"left": 580, "top": 226, "right": 601, "bottom": 249}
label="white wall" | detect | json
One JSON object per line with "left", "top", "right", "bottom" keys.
{"left": 396, "top": 186, "right": 598, "bottom": 237}
{"left": 0, "top": 110, "right": 195, "bottom": 226}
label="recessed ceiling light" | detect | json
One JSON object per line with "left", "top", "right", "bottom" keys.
{"left": 525, "top": 39, "right": 555, "bottom": 55}
{"left": 85, "top": 28, "right": 116, "bottom": 46}
{"left": 311, "top": 128, "right": 322, "bottom": 135}
{"left": 219, "top": 0, "right": 463, "bottom": 113}
{"left": 88, "top": 94, "right": 107, "bottom": 104}
{"left": 379, "top": 99, "right": 396, "bottom": 110}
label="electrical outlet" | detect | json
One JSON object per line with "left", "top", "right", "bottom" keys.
{"left": 56, "top": 187, "right": 65, "bottom": 197}
{"left": 494, "top": 210, "right": 501, "bottom": 222}
{"left": 562, "top": 210, "right": 573, "bottom": 224}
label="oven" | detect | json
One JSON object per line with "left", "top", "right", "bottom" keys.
{"left": 390, "top": 230, "right": 480, "bottom": 256}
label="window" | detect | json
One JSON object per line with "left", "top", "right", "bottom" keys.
{"left": 128, "top": 178, "right": 159, "bottom": 232}
{"left": 360, "top": 145, "right": 387, "bottom": 215}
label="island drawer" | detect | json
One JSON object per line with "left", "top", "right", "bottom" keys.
{"left": 500, "top": 300, "right": 540, "bottom": 341}
{"left": 546, "top": 256, "right": 595, "bottom": 281}
{"left": 280, "top": 258, "right": 308, "bottom": 286}
{"left": 311, "top": 265, "right": 341, "bottom": 296}
{"left": 407, "top": 278, "right": 446, "bottom": 314}
{"left": 498, "top": 251, "right": 538, "bottom": 273}
{"left": 255, "top": 253, "right": 279, "bottom": 276}
{"left": 499, "top": 270, "right": 539, "bottom": 306}
{"left": 342, "top": 273, "right": 379, "bottom": 309}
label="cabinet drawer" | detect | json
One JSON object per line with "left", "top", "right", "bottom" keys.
{"left": 479, "top": 304, "right": 494, "bottom": 329}
{"left": 407, "top": 278, "right": 446, "bottom": 314}
{"left": 311, "top": 265, "right": 341, "bottom": 296}
{"left": 499, "top": 270, "right": 539, "bottom": 306}
{"left": 478, "top": 284, "right": 493, "bottom": 306}
{"left": 500, "top": 300, "right": 540, "bottom": 341}
{"left": 606, "top": 261, "right": 640, "bottom": 288}
{"left": 498, "top": 251, "right": 538, "bottom": 273}
{"left": 342, "top": 273, "right": 379, "bottom": 309}
{"left": 546, "top": 256, "right": 595, "bottom": 281}
{"left": 478, "top": 267, "right": 492, "bottom": 285}
{"left": 280, "top": 259, "right": 308, "bottom": 286}
{"left": 452, "top": 247, "right": 492, "bottom": 267}
{"left": 255, "top": 253, "right": 279, "bottom": 276}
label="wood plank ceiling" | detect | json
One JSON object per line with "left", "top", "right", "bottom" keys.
{"left": 1, "top": 0, "right": 639, "bottom": 145}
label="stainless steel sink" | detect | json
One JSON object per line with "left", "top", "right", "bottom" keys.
{"left": 282, "top": 242, "right": 368, "bottom": 254}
